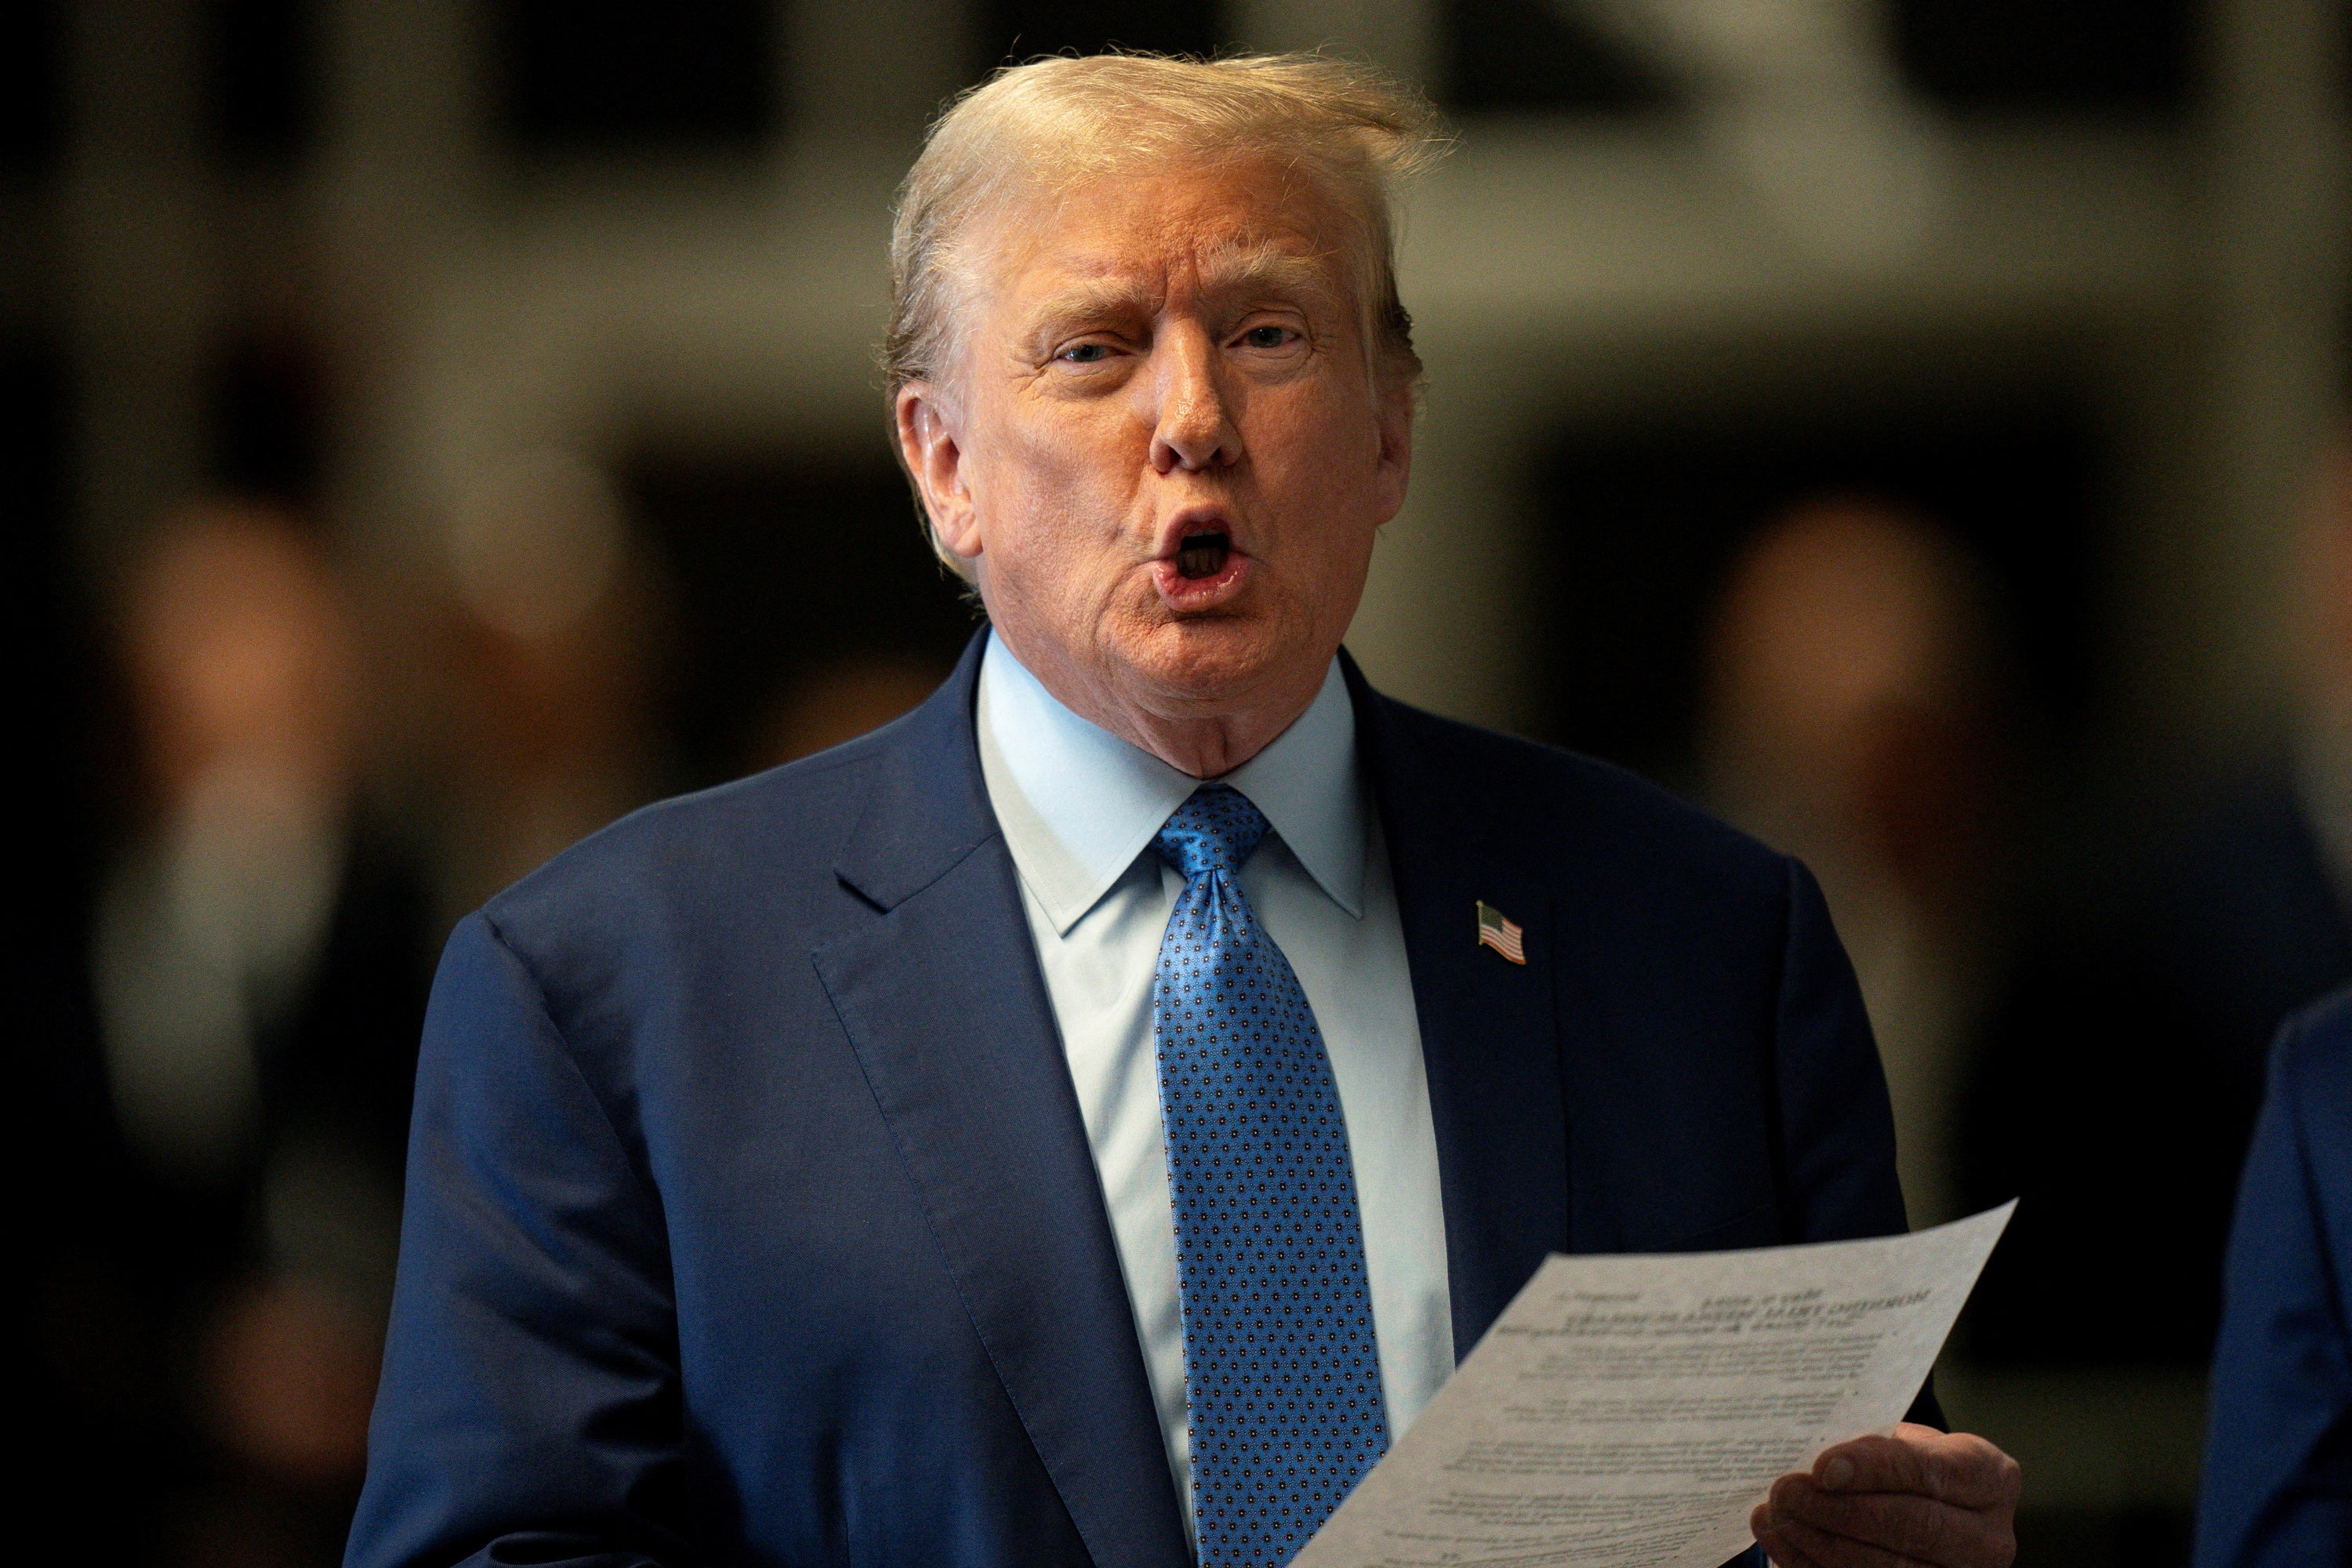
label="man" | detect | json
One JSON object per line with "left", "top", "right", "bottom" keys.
{"left": 81, "top": 503, "right": 432, "bottom": 1563}
{"left": 2197, "top": 987, "right": 2352, "bottom": 1566}
{"left": 348, "top": 53, "right": 2019, "bottom": 1568}
{"left": 1965, "top": 437, "right": 2352, "bottom": 1376}
{"left": 1700, "top": 497, "right": 2010, "bottom": 1233}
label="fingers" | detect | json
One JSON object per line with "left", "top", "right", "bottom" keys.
{"left": 1755, "top": 1511, "right": 1939, "bottom": 1568}
{"left": 1813, "top": 1427, "right": 2022, "bottom": 1513}
{"left": 1752, "top": 1501, "right": 1829, "bottom": 1568}
{"left": 1751, "top": 1427, "right": 2021, "bottom": 1568}
{"left": 1763, "top": 1473, "right": 2011, "bottom": 1568}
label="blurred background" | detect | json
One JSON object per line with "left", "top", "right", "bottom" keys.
{"left": 9, "top": 1, "right": 2350, "bottom": 1563}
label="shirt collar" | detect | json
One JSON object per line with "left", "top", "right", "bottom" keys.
{"left": 1225, "top": 659, "right": 1366, "bottom": 919}
{"left": 976, "top": 631, "right": 1367, "bottom": 935}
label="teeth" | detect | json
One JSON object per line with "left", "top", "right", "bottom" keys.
{"left": 1175, "top": 532, "right": 1229, "bottom": 581}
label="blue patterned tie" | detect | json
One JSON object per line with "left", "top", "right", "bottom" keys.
{"left": 1152, "top": 783, "right": 1389, "bottom": 1567}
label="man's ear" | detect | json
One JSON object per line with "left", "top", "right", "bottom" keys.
{"left": 895, "top": 382, "right": 982, "bottom": 561}
{"left": 1371, "top": 375, "right": 1416, "bottom": 528}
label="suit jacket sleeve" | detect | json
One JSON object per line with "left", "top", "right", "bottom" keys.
{"left": 1773, "top": 858, "right": 1912, "bottom": 1247}
{"left": 1775, "top": 858, "right": 1944, "bottom": 1431}
{"left": 2195, "top": 1011, "right": 2352, "bottom": 1568}
{"left": 345, "top": 912, "right": 692, "bottom": 1568}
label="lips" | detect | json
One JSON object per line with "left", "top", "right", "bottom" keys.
{"left": 1151, "top": 521, "right": 1252, "bottom": 612}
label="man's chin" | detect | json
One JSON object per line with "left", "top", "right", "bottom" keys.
{"left": 1121, "top": 617, "right": 1309, "bottom": 710}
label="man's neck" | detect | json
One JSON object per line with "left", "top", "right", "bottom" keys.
{"left": 1114, "top": 705, "right": 1307, "bottom": 779}
{"left": 989, "top": 627, "right": 1327, "bottom": 779}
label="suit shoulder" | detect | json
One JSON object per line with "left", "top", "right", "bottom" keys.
{"left": 1371, "top": 694, "right": 1787, "bottom": 886}
{"left": 478, "top": 729, "right": 887, "bottom": 949}
{"left": 2274, "top": 984, "right": 2352, "bottom": 1112}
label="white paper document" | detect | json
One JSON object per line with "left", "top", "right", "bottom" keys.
{"left": 1296, "top": 1202, "right": 2016, "bottom": 1568}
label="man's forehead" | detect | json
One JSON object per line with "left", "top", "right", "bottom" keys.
{"left": 1030, "top": 233, "right": 1336, "bottom": 296}
{"left": 980, "top": 162, "right": 1353, "bottom": 306}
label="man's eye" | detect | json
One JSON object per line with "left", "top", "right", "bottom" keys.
{"left": 1240, "top": 325, "right": 1297, "bottom": 349}
{"left": 1058, "top": 343, "right": 1112, "bottom": 364}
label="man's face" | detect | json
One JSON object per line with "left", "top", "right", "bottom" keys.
{"left": 898, "top": 154, "right": 1413, "bottom": 735}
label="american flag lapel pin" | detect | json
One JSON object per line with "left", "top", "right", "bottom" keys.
{"left": 1475, "top": 900, "right": 1526, "bottom": 964}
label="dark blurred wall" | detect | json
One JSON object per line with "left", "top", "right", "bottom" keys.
{"left": 977, "top": 0, "right": 1218, "bottom": 66}
{"left": 11, "top": 336, "right": 114, "bottom": 1558}
{"left": 1893, "top": 0, "right": 2198, "bottom": 111}
{"left": 626, "top": 452, "right": 975, "bottom": 788}
{"left": 493, "top": 0, "right": 773, "bottom": 150}
{"left": 205, "top": 0, "right": 314, "bottom": 162}
{"left": 3, "top": 1, "right": 62, "bottom": 168}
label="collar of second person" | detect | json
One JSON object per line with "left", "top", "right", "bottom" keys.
{"left": 975, "top": 630, "right": 1367, "bottom": 935}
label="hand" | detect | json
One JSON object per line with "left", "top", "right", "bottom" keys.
{"left": 1750, "top": 1422, "right": 2020, "bottom": 1568}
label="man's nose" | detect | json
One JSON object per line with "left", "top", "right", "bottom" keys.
{"left": 1147, "top": 329, "right": 1241, "bottom": 474}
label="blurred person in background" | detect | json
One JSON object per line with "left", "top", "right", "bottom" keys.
{"left": 1962, "top": 430, "right": 2352, "bottom": 1369}
{"left": 2195, "top": 982, "right": 2352, "bottom": 1568}
{"left": 740, "top": 652, "right": 954, "bottom": 772}
{"left": 431, "top": 449, "right": 671, "bottom": 928}
{"left": 2290, "top": 435, "right": 2352, "bottom": 954}
{"left": 2193, "top": 434, "right": 2352, "bottom": 1567}
{"left": 71, "top": 499, "right": 434, "bottom": 1566}
{"left": 1701, "top": 495, "right": 2013, "bottom": 1229}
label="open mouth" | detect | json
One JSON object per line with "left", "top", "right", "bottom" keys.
{"left": 1150, "top": 519, "right": 1250, "bottom": 611}
{"left": 1174, "top": 532, "right": 1230, "bottom": 580}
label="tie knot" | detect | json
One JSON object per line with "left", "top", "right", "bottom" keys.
{"left": 1152, "top": 784, "right": 1270, "bottom": 882}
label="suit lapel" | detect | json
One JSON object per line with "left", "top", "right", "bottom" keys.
{"left": 1344, "top": 654, "right": 1570, "bottom": 1359}
{"left": 813, "top": 633, "right": 1191, "bottom": 1568}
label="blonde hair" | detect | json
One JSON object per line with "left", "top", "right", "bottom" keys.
{"left": 885, "top": 49, "right": 1448, "bottom": 406}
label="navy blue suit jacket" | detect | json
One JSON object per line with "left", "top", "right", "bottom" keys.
{"left": 347, "top": 632, "right": 1924, "bottom": 1568}
{"left": 2198, "top": 987, "right": 2352, "bottom": 1566}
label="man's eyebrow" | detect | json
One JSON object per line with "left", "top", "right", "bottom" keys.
{"left": 1025, "top": 281, "right": 1155, "bottom": 339}
{"left": 1193, "top": 245, "right": 1343, "bottom": 307}
{"left": 1022, "top": 245, "right": 1345, "bottom": 340}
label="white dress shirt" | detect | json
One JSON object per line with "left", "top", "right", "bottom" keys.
{"left": 975, "top": 632, "right": 1455, "bottom": 1534}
